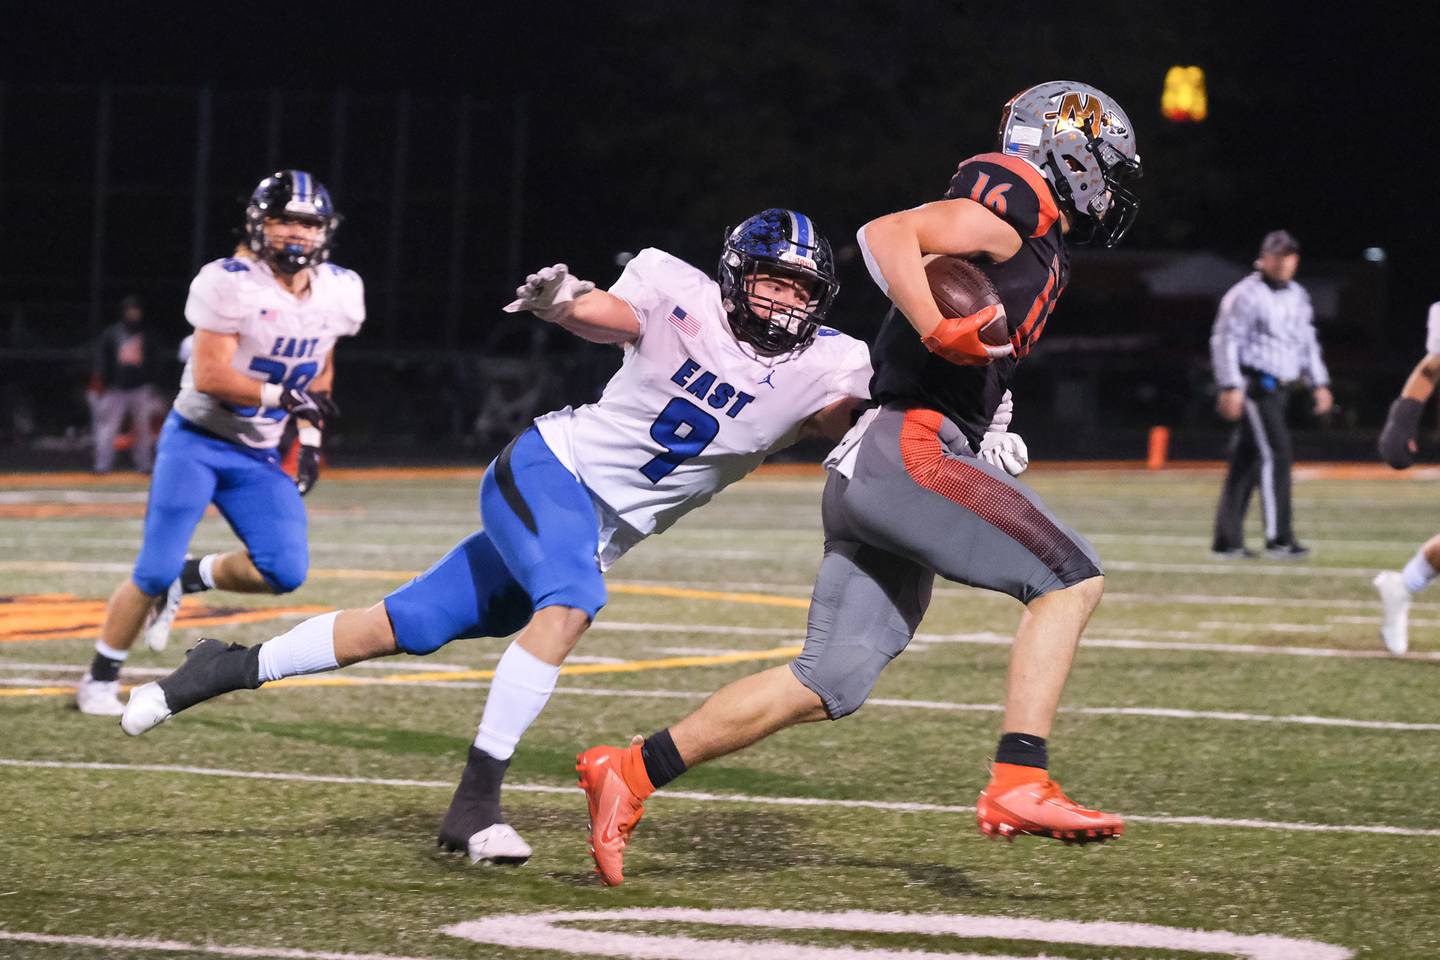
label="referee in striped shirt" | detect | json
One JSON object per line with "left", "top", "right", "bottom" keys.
{"left": 1209, "top": 230, "right": 1333, "bottom": 559}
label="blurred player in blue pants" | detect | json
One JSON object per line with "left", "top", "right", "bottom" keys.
{"left": 75, "top": 170, "right": 364, "bottom": 715}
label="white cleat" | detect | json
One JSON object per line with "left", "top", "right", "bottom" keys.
{"left": 142, "top": 578, "right": 185, "bottom": 652}
{"left": 120, "top": 681, "right": 173, "bottom": 736}
{"left": 1373, "top": 571, "right": 1411, "bottom": 656}
{"left": 467, "top": 824, "right": 533, "bottom": 866}
{"left": 75, "top": 673, "right": 126, "bottom": 716}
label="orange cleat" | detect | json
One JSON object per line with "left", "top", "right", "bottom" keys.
{"left": 576, "top": 743, "right": 649, "bottom": 886}
{"left": 976, "top": 776, "right": 1124, "bottom": 845}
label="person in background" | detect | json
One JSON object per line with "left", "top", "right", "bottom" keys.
{"left": 91, "top": 295, "right": 164, "bottom": 473}
{"left": 1209, "top": 230, "right": 1333, "bottom": 560}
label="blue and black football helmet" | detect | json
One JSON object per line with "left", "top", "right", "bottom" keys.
{"left": 245, "top": 170, "right": 341, "bottom": 274}
{"left": 718, "top": 208, "right": 839, "bottom": 356}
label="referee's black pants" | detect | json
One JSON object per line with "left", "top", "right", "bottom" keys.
{"left": 1212, "top": 380, "right": 1294, "bottom": 550}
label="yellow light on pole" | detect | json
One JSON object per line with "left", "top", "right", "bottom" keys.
{"left": 1162, "top": 66, "right": 1207, "bottom": 122}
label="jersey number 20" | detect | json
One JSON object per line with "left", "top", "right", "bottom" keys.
{"left": 640, "top": 397, "right": 719, "bottom": 483}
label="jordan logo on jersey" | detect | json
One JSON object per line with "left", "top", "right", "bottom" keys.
{"left": 758, "top": 371, "right": 777, "bottom": 389}
{"left": 670, "top": 358, "right": 755, "bottom": 418}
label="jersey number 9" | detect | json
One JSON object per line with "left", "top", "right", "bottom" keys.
{"left": 640, "top": 397, "right": 720, "bottom": 483}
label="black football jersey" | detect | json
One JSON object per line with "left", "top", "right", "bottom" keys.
{"left": 869, "top": 152, "right": 1070, "bottom": 449}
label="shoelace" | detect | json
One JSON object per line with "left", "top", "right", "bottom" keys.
{"left": 1033, "top": 780, "right": 1077, "bottom": 807}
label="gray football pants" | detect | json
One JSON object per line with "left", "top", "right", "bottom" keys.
{"left": 791, "top": 406, "right": 1103, "bottom": 719}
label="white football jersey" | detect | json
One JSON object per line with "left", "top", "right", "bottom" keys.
{"left": 1426, "top": 301, "right": 1440, "bottom": 356}
{"left": 173, "top": 256, "right": 366, "bottom": 448}
{"left": 535, "top": 247, "right": 872, "bottom": 568}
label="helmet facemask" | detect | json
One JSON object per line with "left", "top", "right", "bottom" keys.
{"left": 245, "top": 170, "right": 340, "bottom": 274}
{"left": 1049, "top": 135, "right": 1142, "bottom": 248}
{"left": 718, "top": 209, "right": 839, "bottom": 357}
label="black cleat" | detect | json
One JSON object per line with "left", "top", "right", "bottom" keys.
{"left": 1211, "top": 546, "right": 1258, "bottom": 560}
{"left": 1264, "top": 539, "right": 1311, "bottom": 560}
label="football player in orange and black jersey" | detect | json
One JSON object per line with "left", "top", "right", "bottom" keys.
{"left": 867, "top": 145, "right": 1071, "bottom": 445}
{"left": 575, "top": 81, "right": 1142, "bottom": 885}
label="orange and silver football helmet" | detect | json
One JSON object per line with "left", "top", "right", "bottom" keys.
{"left": 998, "top": 81, "right": 1141, "bottom": 247}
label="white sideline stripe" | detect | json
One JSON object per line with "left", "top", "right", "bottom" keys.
{"left": 866, "top": 697, "right": 1440, "bottom": 732}
{"left": 1101, "top": 590, "right": 1440, "bottom": 611}
{"left": 595, "top": 620, "right": 1430, "bottom": 660}
{"left": 0, "top": 660, "right": 173, "bottom": 676}
{"left": 0, "top": 931, "right": 441, "bottom": 960}
{"left": 1198, "top": 621, "right": 1334, "bottom": 634}
{"left": 902, "top": 630, "right": 1440, "bottom": 661}
{"left": 2, "top": 758, "right": 1436, "bottom": 840}
{"left": 7, "top": 662, "right": 1433, "bottom": 731}
{"left": 624, "top": 579, "right": 1440, "bottom": 612}
{"left": 0, "top": 491, "right": 149, "bottom": 504}
{"left": 1086, "top": 530, "right": 1440, "bottom": 552}
{"left": 444, "top": 908, "right": 1355, "bottom": 960}
{"left": 1104, "top": 560, "right": 1384, "bottom": 579}
{"left": 5, "top": 561, "right": 1438, "bottom": 614}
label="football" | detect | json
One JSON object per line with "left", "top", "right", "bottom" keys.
{"left": 924, "top": 255, "right": 1010, "bottom": 346}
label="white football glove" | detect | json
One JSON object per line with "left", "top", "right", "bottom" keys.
{"left": 987, "top": 389, "right": 1013, "bottom": 433}
{"left": 979, "top": 430, "right": 1029, "bottom": 477}
{"left": 502, "top": 263, "right": 595, "bottom": 320}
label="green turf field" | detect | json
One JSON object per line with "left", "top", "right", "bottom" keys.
{"left": 1, "top": 466, "right": 1436, "bottom": 959}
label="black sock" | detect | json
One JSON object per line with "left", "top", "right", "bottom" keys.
{"left": 437, "top": 746, "right": 510, "bottom": 851}
{"left": 180, "top": 556, "right": 210, "bottom": 594}
{"left": 641, "top": 729, "right": 688, "bottom": 790}
{"left": 88, "top": 650, "right": 123, "bottom": 683}
{"left": 995, "top": 732, "right": 1048, "bottom": 769}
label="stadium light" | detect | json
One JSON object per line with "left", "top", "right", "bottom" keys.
{"left": 1162, "top": 66, "right": 1207, "bottom": 122}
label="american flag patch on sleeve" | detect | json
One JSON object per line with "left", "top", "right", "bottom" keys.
{"left": 665, "top": 306, "right": 701, "bottom": 336}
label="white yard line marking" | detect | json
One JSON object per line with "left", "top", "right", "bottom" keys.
{"left": 1197, "top": 621, "right": 1337, "bottom": 634}
{"left": 5, "top": 562, "right": 1436, "bottom": 615}
{"left": 0, "top": 910, "right": 1357, "bottom": 960}
{"left": 445, "top": 908, "right": 1354, "bottom": 960}
{"left": 0, "top": 931, "right": 442, "bottom": 960}
{"left": 0, "top": 660, "right": 173, "bottom": 676}
{"left": 598, "top": 620, "right": 1419, "bottom": 659}
{"left": 0, "top": 491, "right": 148, "bottom": 504}
{"left": 616, "top": 579, "right": 1440, "bottom": 612}
{"left": 1104, "top": 560, "right": 1382, "bottom": 578}
{"left": 866, "top": 698, "right": 1440, "bottom": 731}
{"left": 2, "top": 758, "right": 1434, "bottom": 840}
{"left": 5, "top": 661, "right": 1429, "bottom": 730}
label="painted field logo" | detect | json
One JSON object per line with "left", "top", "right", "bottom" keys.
{"left": 444, "top": 908, "right": 1353, "bottom": 960}
{"left": 0, "top": 593, "right": 328, "bottom": 644}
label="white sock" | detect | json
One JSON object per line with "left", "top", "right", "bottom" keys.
{"left": 257, "top": 611, "right": 340, "bottom": 683}
{"left": 473, "top": 642, "right": 561, "bottom": 760}
{"left": 1401, "top": 551, "right": 1438, "bottom": 595}
{"left": 198, "top": 554, "right": 220, "bottom": 589}
{"left": 94, "top": 639, "right": 128, "bottom": 661}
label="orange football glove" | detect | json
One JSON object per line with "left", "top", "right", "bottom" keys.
{"left": 921, "top": 305, "right": 1013, "bottom": 366}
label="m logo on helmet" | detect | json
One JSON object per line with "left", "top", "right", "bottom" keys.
{"left": 1045, "top": 93, "right": 1105, "bottom": 138}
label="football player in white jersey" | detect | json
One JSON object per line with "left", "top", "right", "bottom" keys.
{"left": 75, "top": 170, "right": 364, "bottom": 716}
{"left": 121, "top": 208, "right": 871, "bottom": 867}
{"left": 1373, "top": 299, "right": 1440, "bottom": 654}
